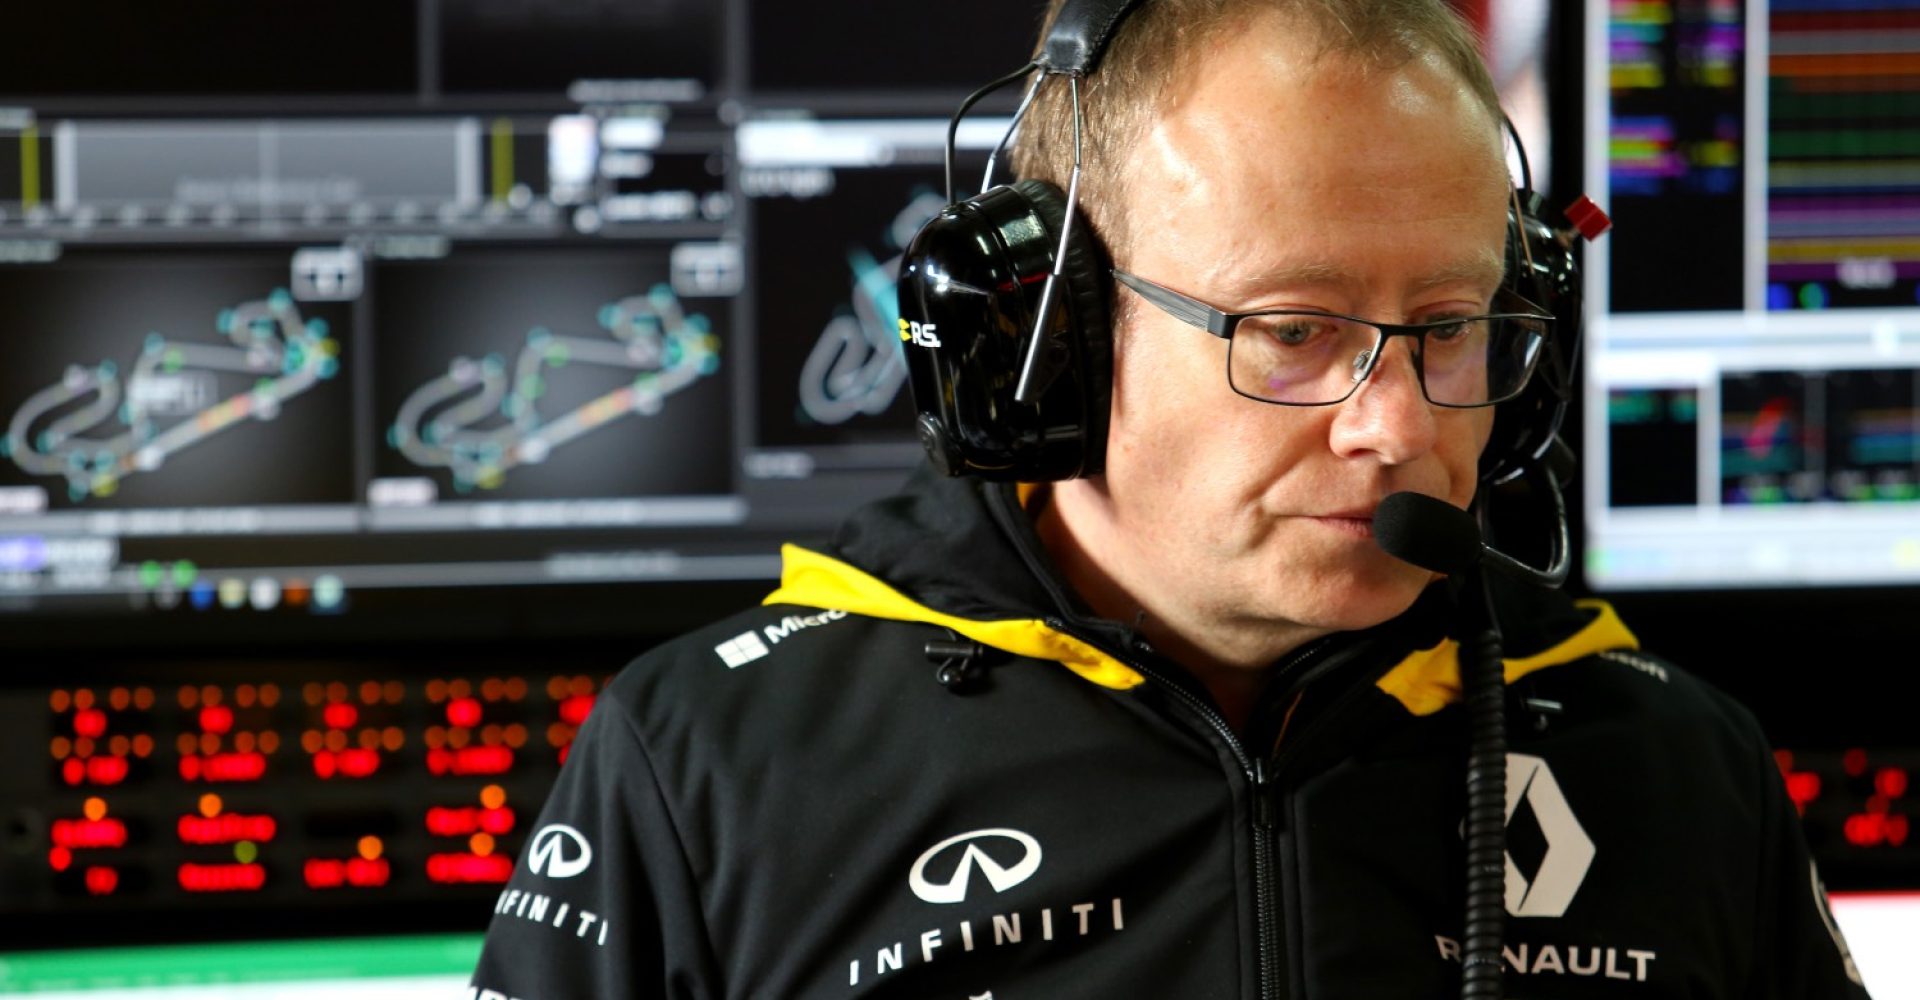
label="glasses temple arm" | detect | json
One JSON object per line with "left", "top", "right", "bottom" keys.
{"left": 1112, "top": 271, "right": 1231, "bottom": 336}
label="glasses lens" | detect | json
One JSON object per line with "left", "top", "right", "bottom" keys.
{"left": 1227, "top": 313, "right": 1381, "bottom": 404}
{"left": 1227, "top": 312, "right": 1550, "bottom": 406}
{"left": 1421, "top": 314, "right": 1548, "bottom": 406}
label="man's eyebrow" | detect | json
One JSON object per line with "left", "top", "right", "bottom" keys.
{"left": 1222, "top": 253, "right": 1507, "bottom": 303}
{"left": 1409, "top": 253, "right": 1507, "bottom": 294}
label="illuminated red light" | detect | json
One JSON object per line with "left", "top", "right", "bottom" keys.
{"left": 558, "top": 694, "right": 595, "bottom": 726}
{"left": 348, "top": 857, "right": 391, "bottom": 886}
{"left": 177, "top": 813, "right": 277, "bottom": 845}
{"left": 1875, "top": 768, "right": 1909, "bottom": 800}
{"left": 1785, "top": 771, "right": 1822, "bottom": 811}
{"left": 481, "top": 806, "right": 515, "bottom": 835}
{"left": 558, "top": 743, "right": 572, "bottom": 766}
{"left": 179, "top": 751, "right": 267, "bottom": 783}
{"left": 303, "top": 857, "right": 390, "bottom": 889}
{"left": 73, "top": 709, "right": 108, "bottom": 739}
{"left": 338, "top": 748, "right": 380, "bottom": 778}
{"left": 85, "top": 866, "right": 119, "bottom": 896}
{"left": 426, "top": 806, "right": 478, "bottom": 837}
{"left": 198, "top": 705, "right": 234, "bottom": 734}
{"left": 426, "top": 852, "right": 513, "bottom": 884}
{"left": 179, "top": 862, "right": 267, "bottom": 892}
{"left": 51, "top": 818, "right": 129, "bottom": 850}
{"left": 312, "top": 748, "right": 381, "bottom": 780}
{"left": 304, "top": 858, "right": 345, "bottom": 888}
{"left": 1843, "top": 748, "right": 1869, "bottom": 778}
{"left": 426, "top": 805, "right": 516, "bottom": 837}
{"left": 86, "top": 756, "right": 129, "bottom": 786}
{"left": 427, "top": 746, "right": 513, "bottom": 776}
{"left": 447, "top": 697, "right": 483, "bottom": 728}
{"left": 1843, "top": 812, "right": 1908, "bottom": 848}
{"left": 48, "top": 846, "right": 73, "bottom": 872}
{"left": 323, "top": 703, "right": 358, "bottom": 729}
{"left": 61, "top": 758, "right": 86, "bottom": 786}
{"left": 348, "top": 857, "right": 390, "bottom": 886}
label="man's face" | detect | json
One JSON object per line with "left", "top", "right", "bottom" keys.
{"left": 1098, "top": 17, "right": 1512, "bottom": 636}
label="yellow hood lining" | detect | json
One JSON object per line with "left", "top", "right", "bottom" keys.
{"left": 764, "top": 545, "right": 1146, "bottom": 691}
{"left": 1373, "top": 601, "right": 1639, "bottom": 717}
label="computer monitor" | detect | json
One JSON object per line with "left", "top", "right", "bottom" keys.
{"left": 1581, "top": 0, "right": 1920, "bottom": 589}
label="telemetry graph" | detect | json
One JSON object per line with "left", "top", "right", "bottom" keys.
{"left": 2, "top": 290, "right": 338, "bottom": 502}
{"left": 388, "top": 285, "right": 718, "bottom": 492}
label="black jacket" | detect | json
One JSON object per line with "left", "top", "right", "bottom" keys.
{"left": 471, "top": 469, "right": 1871, "bottom": 999}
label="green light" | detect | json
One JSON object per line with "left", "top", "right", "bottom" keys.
{"left": 234, "top": 841, "right": 258, "bottom": 864}
{"left": 171, "top": 560, "right": 197, "bottom": 588}
{"left": 138, "top": 561, "right": 163, "bottom": 589}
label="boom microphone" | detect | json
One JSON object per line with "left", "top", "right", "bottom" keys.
{"left": 1372, "top": 487, "right": 1511, "bottom": 1000}
{"left": 1372, "top": 491, "right": 1482, "bottom": 576}
{"left": 1374, "top": 486, "right": 1570, "bottom": 588}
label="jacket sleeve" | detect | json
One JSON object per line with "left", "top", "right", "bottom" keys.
{"left": 470, "top": 693, "right": 721, "bottom": 998}
{"left": 1748, "top": 733, "right": 1874, "bottom": 999}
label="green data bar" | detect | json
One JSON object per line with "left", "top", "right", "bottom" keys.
{"left": 1770, "top": 129, "right": 1920, "bottom": 158}
{"left": 0, "top": 934, "right": 481, "bottom": 992}
{"left": 1770, "top": 89, "right": 1920, "bottom": 119}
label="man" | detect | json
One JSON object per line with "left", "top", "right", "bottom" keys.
{"left": 471, "top": 1, "right": 1871, "bottom": 996}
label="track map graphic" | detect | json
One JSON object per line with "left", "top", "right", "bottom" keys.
{"left": 795, "top": 191, "right": 945, "bottom": 427}
{"left": 2, "top": 290, "right": 339, "bottom": 503}
{"left": 388, "top": 285, "right": 719, "bottom": 492}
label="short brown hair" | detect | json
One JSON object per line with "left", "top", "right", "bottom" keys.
{"left": 1008, "top": 0, "right": 1503, "bottom": 261}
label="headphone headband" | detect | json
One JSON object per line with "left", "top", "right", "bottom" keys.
{"left": 1038, "top": 0, "right": 1151, "bottom": 74}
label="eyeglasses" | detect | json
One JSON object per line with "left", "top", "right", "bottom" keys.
{"left": 1112, "top": 269, "right": 1552, "bottom": 408}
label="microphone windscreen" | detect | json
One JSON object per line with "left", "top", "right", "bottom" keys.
{"left": 1372, "top": 491, "right": 1482, "bottom": 575}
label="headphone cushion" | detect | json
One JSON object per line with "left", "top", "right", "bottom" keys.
{"left": 1011, "top": 178, "right": 1111, "bottom": 373}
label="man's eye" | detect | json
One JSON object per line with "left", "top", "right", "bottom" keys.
{"left": 1424, "top": 318, "right": 1478, "bottom": 343}
{"left": 1256, "top": 317, "right": 1333, "bottom": 346}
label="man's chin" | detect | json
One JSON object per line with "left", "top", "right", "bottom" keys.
{"left": 1278, "top": 569, "right": 1432, "bottom": 633}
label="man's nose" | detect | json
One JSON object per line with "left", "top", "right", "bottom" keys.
{"left": 1327, "top": 338, "right": 1437, "bottom": 464}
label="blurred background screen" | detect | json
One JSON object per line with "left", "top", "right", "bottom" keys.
{"left": 0, "top": 1, "right": 1913, "bottom": 996}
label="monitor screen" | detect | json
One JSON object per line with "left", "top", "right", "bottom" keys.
{"left": 1581, "top": 0, "right": 1920, "bottom": 589}
{"left": 0, "top": 18, "right": 1009, "bottom": 644}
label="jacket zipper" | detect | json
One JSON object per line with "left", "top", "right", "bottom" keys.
{"left": 1044, "top": 616, "right": 1326, "bottom": 1000}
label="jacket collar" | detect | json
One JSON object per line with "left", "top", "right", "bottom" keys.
{"left": 766, "top": 464, "right": 1637, "bottom": 713}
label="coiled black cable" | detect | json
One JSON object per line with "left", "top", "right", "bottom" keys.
{"left": 1459, "top": 620, "right": 1508, "bottom": 999}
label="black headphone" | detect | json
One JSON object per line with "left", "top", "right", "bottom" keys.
{"left": 897, "top": 0, "right": 1606, "bottom": 487}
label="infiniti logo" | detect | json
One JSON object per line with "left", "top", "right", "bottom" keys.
{"left": 908, "top": 828, "right": 1043, "bottom": 904}
{"left": 527, "top": 824, "right": 593, "bottom": 879}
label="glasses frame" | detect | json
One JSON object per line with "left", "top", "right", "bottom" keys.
{"left": 1111, "top": 268, "right": 1554, "bottom": 409}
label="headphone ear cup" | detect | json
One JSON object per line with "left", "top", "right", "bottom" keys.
{"left": 897, "top": 176, "right": 1115, "bottom": 482}
{"left": 1483, "top": 196, "right": 1579, "bottom": 485}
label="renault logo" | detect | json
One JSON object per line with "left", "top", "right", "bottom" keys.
{"left": 528, "top": 824, "right": 593, "bottom": 879}
{"left": 908, "top": 828, "right": 1043, "bottom": 904}
{"left": 1505, "top": 754, "right": 1595, "bottom": 918}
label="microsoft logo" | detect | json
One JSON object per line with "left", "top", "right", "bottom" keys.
{"left": 714, "top": 631, "right": 770, "bottom": 668}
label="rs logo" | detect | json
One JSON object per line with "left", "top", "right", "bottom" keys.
{"left": 898, "top": 318, "right": 942, "bottom": 348}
